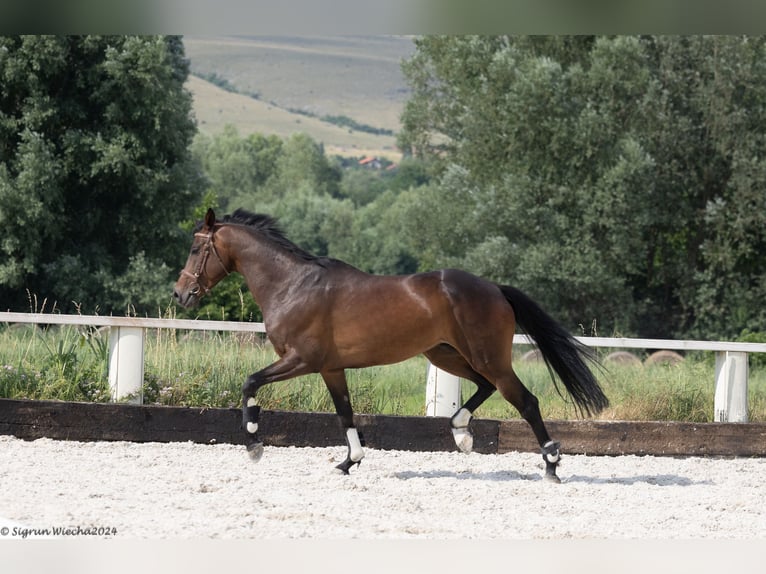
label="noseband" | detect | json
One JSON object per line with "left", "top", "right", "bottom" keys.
{"left": 180, "top": 228, "right": 230, "bottom": 296}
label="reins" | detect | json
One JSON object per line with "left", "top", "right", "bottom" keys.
{"left": 180, "top": 227, "right": 230, "bottom": 296}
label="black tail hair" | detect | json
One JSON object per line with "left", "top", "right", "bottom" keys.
{"left": 500, "top": 285, "right": 609, "bottom": 417}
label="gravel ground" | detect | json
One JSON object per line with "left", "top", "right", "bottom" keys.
{"left": 1, "top": 435, "right": 764, "bottom": 539}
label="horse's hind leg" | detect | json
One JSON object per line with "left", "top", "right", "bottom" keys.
{"left": 496, "top": 370, "right": 562, "bottom": 483}
{"left": 321, "top": 369, "right": 364, "bottom": 474}
{"left": 424, "top": 344, "right": 496, "bottom": 454}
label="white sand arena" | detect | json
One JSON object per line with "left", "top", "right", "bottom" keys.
{"left": 1, "top": 435, "right": 764, "bottom": 539}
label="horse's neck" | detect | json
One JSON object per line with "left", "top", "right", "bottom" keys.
{"left": 225, "top": 225, "right": 313, "bottom": 309}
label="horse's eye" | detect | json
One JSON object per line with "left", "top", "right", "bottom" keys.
{"left": 191, "top": 247, "right": 200, "bottom": 255}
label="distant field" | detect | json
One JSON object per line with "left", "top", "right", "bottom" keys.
{"left": 186, "top": 76, "right": 402, "bottom": 160}
{"left": 183, "top": 35, "right": 416, "bottom": 160}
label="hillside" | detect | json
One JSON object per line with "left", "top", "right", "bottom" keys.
{"left": 183, "top": 35, "right": 416, "bottom": 160}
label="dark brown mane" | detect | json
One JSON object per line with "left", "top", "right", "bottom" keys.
{"left": 214, "top": 208, "right": 319, "bottom": 262}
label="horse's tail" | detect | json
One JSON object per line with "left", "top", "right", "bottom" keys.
{"left": 500, "top": 285, "right": 609, "bottom": 417}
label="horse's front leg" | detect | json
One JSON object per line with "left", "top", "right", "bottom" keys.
{"left": 321, "top": 369, "right": 364, "bottom": 474}
{"left": 241, "top": 352, "right": 313, "bottom": 462}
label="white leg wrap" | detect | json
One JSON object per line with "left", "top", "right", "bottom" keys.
{"left": 346, "top": 428, "right": 365, "bottom": 462}
{"left": 451, "top": 407, "right": 472, "bottom": 428}
{"left": 451, "top": 408, "right": 473, "bottom": 453}
{"left": 543, "top": 440, "right": 560, "bottom": 464}
{"left": 246, "top": 398, "right": 259, "bottom": 434}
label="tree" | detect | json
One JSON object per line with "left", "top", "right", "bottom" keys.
{"left": 0, "top": 35, "right": 202, "bottom": 314}
{"left": 185, "top": 129, "right": 352, "bottom": 321}
{"left": 189, "top": 126, "right": 428, "bottom": 306}
{"left": 268, "top": 133, "right": 342, "bottom": 200}
{"left": 399, "top": 35, "right": 766, "bottom": 338}
{"left": 190, "top": 126, "right": 283, "bottom": 213}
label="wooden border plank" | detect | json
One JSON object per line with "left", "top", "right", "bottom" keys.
{"left": 354, "top": 414, "right": 499, "bottom": 454}
{"left": 0, "top": 399, "right": 243, "bottom": 444}
{"left": 2, "top": 398, "right": 765, "bottom": 457}
{"left": 498, "top": 419, "right": 766, "bottom": 457}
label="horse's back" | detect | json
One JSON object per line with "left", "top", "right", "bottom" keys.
{"left": 435, "top": 268, "right": 503, "bottom": 299}
{"left": 318, "top": 267, "right": 512, "bottom": 366}
{"left": 333, "top": 267, "right": 509, "bottom": 325}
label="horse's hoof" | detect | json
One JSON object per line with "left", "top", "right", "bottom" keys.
{"left": 246, "top": 441, "right": 264, "bottom": 462}
{"left": 543, "top": 473, "right": 561, "bottom": 484}
{"left": 334, "top": 458, "right": 361, "bottom": 475}
{"left": 452, "top": 427, "right": 474, "bottom": 454}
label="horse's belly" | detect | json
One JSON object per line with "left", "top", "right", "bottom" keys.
{"left": 329, "top": 317, "right": 443, "bottom": 369}
{"left": 325, "top": 272, "right": 453, "bottom": 368}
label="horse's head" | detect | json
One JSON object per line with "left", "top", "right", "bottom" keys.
{"left": 173, "top": 208, "right": 232, "bottom": 308}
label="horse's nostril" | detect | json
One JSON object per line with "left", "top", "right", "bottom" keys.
{"left": 172, "top": 290, "right": 180, "bottom": 301}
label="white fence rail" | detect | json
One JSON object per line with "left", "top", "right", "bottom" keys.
{"left": 572, "top": 335, "right": 765, "bottom": 423}
{"left": 1, "top": 312, "right": 765, "bottom": 422}
{"left": 432, "top": 334, "right": 766, "bottom": 423}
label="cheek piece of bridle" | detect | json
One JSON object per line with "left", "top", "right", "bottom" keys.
{"left": 179, "top": 229, "right": 231, "bottom": 297}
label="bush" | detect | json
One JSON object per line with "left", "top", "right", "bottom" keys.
{"left": 737, "top": 329, "right": 766, "bottom": 369}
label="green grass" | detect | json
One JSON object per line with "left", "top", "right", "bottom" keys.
{"left": 475, "top": 358, "right": 728, "bottom": 422}
{"left": 2, "top": 323, "right": 766, "bottom": 423}
{"left": 0, "top": 324, "right": 111, "bottom": 403}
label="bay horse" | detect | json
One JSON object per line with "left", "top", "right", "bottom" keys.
{"left": 173, "top": 208, "right": 608, "bottom": 482}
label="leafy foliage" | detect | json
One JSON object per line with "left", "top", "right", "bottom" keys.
{"left": 4, "top": 35, "right": 766, "bottom": 342}
{"left": 182, "top": 125, "right": 432, "bottom": 319}
{"left": 399, "top": 35, "right": 766, "bottom": 338}
{"left": 0, "top": 36, "right": 203, "bottom": 315}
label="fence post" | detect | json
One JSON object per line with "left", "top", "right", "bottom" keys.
{"left": 714, "top": 351, "right": 748, "bottom": 422}
{"left": 108, "top": 326, "right": 145, "bottom": 404}
{"left": 425, "top": 362, "right": 461, "bottom": 417}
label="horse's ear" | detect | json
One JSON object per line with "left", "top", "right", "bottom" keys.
{"left": 205, "top": 208, "right": 216, "bottom": 229}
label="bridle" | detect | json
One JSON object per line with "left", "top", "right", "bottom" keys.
{"left": 179, "top": 227, "right": 230, "bottom": 297}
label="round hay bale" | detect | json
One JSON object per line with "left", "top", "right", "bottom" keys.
{"left": 644, "top": 350, "right": 684, "bottom": 367}
{"left": 604, "top": 351, "right": 643, "bottom": 367}
{"left": 520, "top": 349, "right": 544, "bottom": 362}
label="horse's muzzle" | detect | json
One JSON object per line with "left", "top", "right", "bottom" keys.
{"left": 172, "top": 287, "right": 199, "bottom": 309}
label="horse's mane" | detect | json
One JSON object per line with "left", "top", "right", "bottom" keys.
{"left": 214, "top": 208, "right": 319, "bottom": 262}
